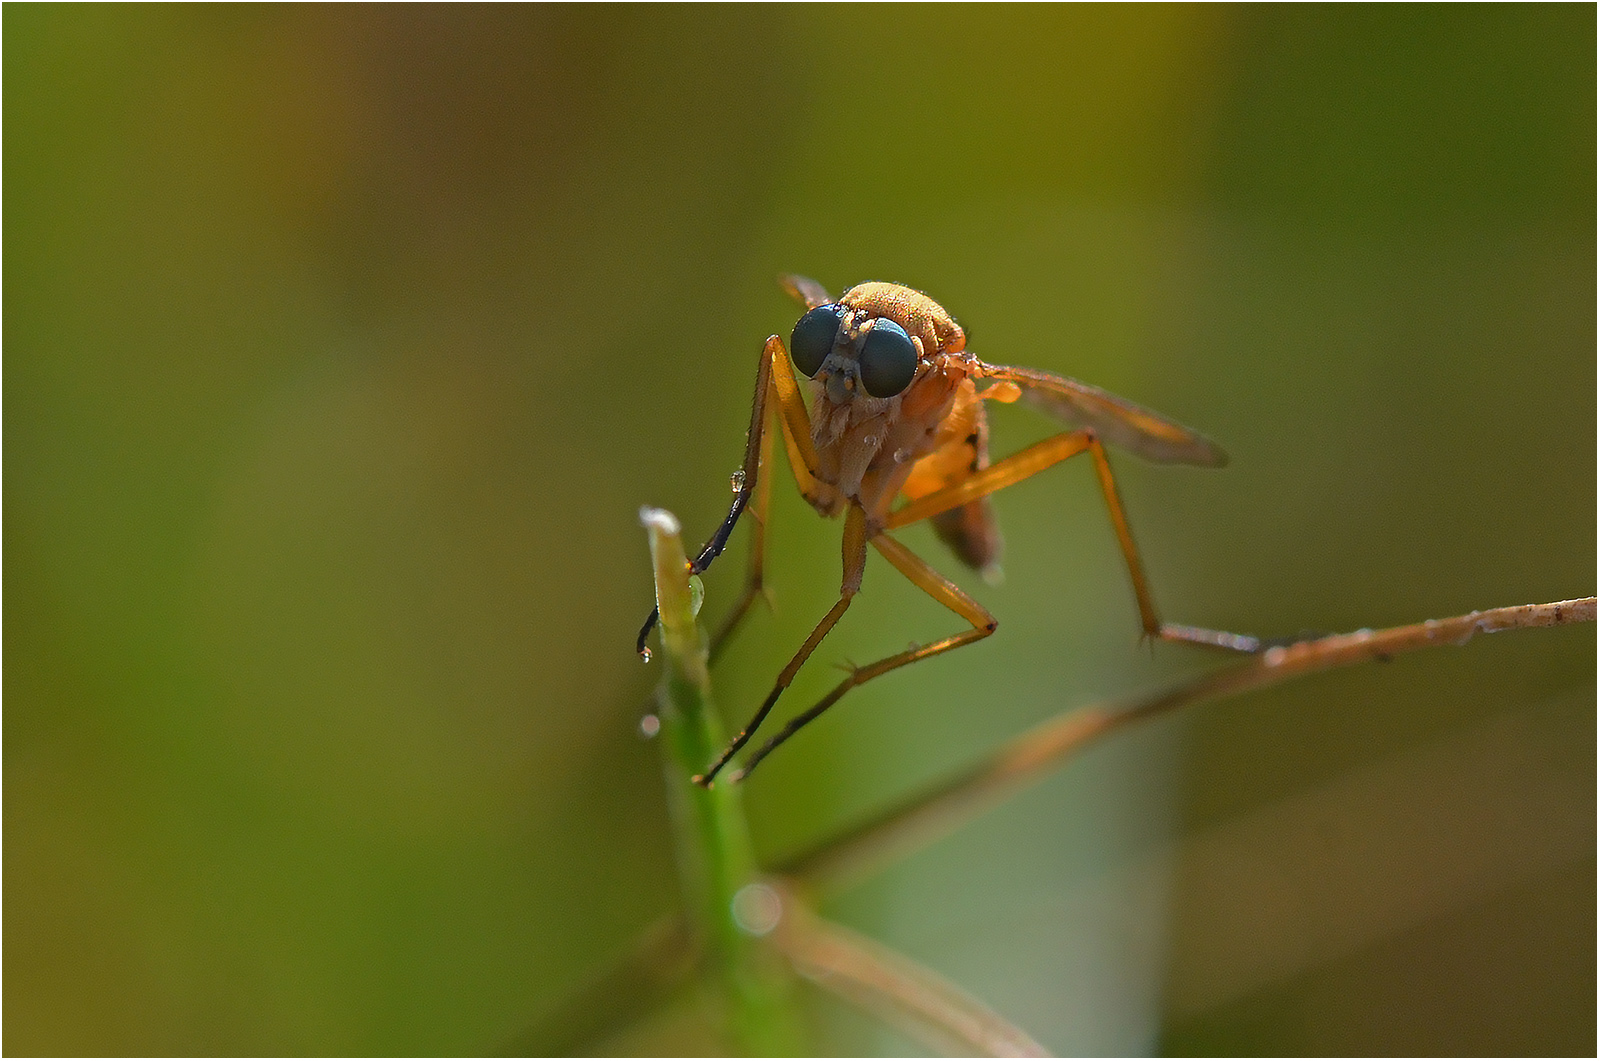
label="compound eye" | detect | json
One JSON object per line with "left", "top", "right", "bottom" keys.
{"left": 857, "top": 318, "right": 918, "bottom": 398}
{"left": 789, "top": 304, "right": 843, "bottom": 378}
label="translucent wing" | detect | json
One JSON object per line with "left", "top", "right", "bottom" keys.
{"left": 978, "top": 360, "right": 1228, "bottom": 467}
{"left": 780, "top": 273, "right": 834, "bottom": 309}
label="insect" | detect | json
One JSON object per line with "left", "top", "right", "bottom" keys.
{"left": 638, "top": 275, "right": 1257, "bottom": 786}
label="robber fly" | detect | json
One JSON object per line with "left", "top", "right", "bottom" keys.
{"left": 637, "top": 275, "right": 1257, "bottom": 785}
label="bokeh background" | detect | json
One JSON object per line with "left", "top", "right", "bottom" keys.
{"left": 8, "top": 5, "right": 1594, "bottom": 1055}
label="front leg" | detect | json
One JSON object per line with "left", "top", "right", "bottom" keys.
{"left": 637, "top": 334, "right": 827, "bottom": 659}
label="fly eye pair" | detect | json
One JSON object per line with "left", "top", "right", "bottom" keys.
{"left": 789, "top": 304, "right": 918, "bottom": 398}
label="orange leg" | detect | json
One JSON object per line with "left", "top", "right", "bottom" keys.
{"left": 695, "top": 504, "right": 868, "bottom": 786}
{"left": 887, "top": 429, "right": 1259, "bottom": 653}
{"left": 638, "top": 334, "right": 826, "bottom": 659}
{"left": 708, "top": 336, "right": 832, "bottom": 663}
{"left": 727, "top": 529, "right": 998, "bottom": 783}
{"left": 767, "top": 336, "right": 827, "bottom": 505}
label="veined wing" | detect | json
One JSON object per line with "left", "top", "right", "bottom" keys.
{"left": 977, "top": 360, "right": 1228, "bottom": 467}
{"left": 780, "top": 273, "right": 833, "bottom": 309}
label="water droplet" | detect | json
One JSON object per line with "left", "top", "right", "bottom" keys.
{"left": 638, "top": 714, "right": 660, "bottom": 739}
{"left": 892, "top": 447, "right": 912, "bottom": 463}
{"left": 638, "top": 647, "right": 652, "bottom": 663}
{"left": 730, "top": 469, "right": 746, "bottom": 492}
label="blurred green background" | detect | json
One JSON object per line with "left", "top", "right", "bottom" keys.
{"left": 7, "top": 5, "right": 1593, "bottom": 1055}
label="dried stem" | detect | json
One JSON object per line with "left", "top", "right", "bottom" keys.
{"left": 763, "top": 881, "right": 1049, "bottom": 1057}
{"left": 781, "top": 597, "right": 1597, "bottom": 891}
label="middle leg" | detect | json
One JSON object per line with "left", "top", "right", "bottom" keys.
{"left": 885, "top": 429, "right": 1260, "bottom": 653}
{"left": 695, "top": 504, "right": 869, "bottom": 786}
{"left": 728, "top": 530, "right": 998, "bottom": 783}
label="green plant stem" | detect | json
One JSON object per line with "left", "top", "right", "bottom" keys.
{"left": 642, "top": 507, "right": 801, "bottom": 1055}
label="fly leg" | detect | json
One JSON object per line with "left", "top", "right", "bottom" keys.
{"left": 729, "top": 530, "right": 998, "bottom": 783}
{"left": 706, "top": 399, "right": 773, "bottom": 665}
{"left": 695, "top": 504, "right": 867, "bottom": 787}
{"left": 638, "top": 334, "right": 826, "bottom": 660}
{"left": 887, "top": 429, "right": 1260, "bottom": 654}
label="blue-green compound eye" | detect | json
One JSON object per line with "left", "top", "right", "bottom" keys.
{"left": 790, "top": 304, "right": 843, "bottom": 378}
{"left": 857, "top": 318, "right": 918, "bottom": 397}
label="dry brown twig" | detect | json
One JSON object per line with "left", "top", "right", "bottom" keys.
{"left": 760, "top": 879, "right": 1049, "bottom": 1057}
{"left": 781, "top": 597, "right": 1596, "bottom": 890}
